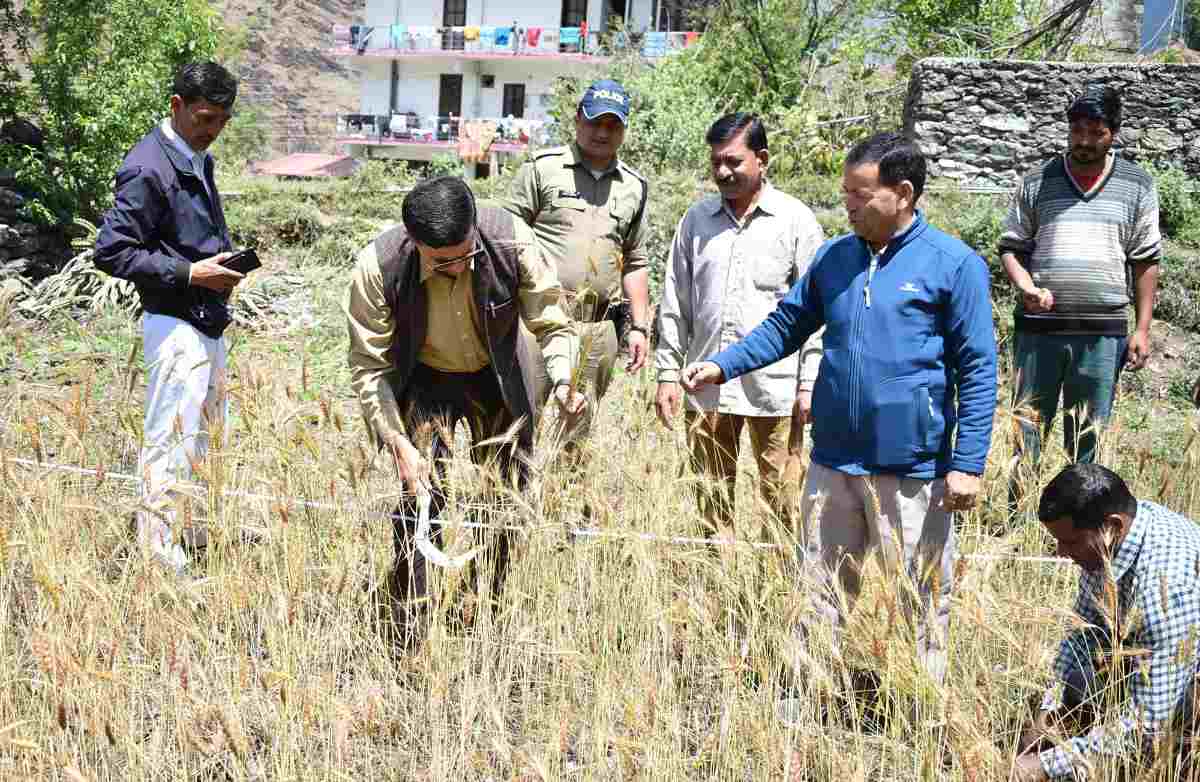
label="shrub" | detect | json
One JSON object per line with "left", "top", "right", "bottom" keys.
{"left": 1149, "top": 162, "right": 1200, "bottom": 245}
{"left": 225, "top": 193, "right": 326, "bottom": 252}
{"left": 1154, "top": 244, "right": 1200, "bottom": 333}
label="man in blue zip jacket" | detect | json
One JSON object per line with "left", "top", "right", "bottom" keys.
{"left": 95, "top": 62, "right": 243, "bottom": 574}
{"left": 682, "top": 132, "right": 997, "bottom": 683}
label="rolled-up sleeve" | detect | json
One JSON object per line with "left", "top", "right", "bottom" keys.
{"left": 512, "top": 221, "right": 574, "bottom": 386}
{"left": 94, "top": 165, "right": 192, "bottom": 290}
{"left": 344, "top": 243, "right": 407, "bottom": 446}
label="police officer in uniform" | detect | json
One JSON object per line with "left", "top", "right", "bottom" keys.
{"left": 501, "top": 79, "right": 650, "bottom": 459}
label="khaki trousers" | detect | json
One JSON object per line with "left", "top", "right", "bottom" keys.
{"left": 684, "top": 411, "right": 797, "bottom": 537}
{"left": 798, "top": 463, "right": 954, "bottom": 682}
{"left": 527, "top": 320, "right": 619, "bottom": 449}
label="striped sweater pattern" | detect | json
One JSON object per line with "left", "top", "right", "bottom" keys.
{"left": 998, "top": 154, "right": 1162, "bottom": 333}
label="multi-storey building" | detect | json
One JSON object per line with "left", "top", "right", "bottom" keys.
{"left": 330, "top": 0, "right": 697, "bottom": 177}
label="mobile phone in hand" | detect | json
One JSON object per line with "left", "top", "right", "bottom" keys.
{"left": 222, "top": 248, "right": 261, "bottom": 275}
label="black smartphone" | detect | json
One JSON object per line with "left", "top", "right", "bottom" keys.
{"left": 222, "top": 248, "right": 262, "bottom": 275}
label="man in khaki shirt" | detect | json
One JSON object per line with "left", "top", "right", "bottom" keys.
{"left": 344, "top": 177, "right": 585, "bottom": 648}
{"left": 501, "top": 79, "right": 650, "bottom": 461}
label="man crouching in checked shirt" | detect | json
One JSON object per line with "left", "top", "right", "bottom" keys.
{"left": 343, "top": 176, "right": 585, "bottom": 648}
{"left": 1012, "top": 463, "right": 1200, "bottom": 781}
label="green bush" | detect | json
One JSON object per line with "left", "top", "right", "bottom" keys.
{"left": 1154, "top": 244, "right": 1200, "bottom": 333}
{"left": 305, "top": 216, "right": 384, "bottom": 268}
{"left": 949, "top": 194, "right": 1007, "bottom": 261}
{"left": 226, "top": 193, "right": 326, "bottom": 252}
{"left": 1149, "top": 162, "right": 1200, "bottom": 245}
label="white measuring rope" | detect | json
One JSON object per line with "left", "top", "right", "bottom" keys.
{"left": 4, "top": 456, "right": 1074, "bottom": 564}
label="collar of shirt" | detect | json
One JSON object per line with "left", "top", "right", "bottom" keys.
{"left": 713, "top": 181, "right": 782, "bottom": 223}
{"left": 419, "top": 255, "right": 476, "bottom": 284}
{"left": 865, "top": 211, "right": 921, "bottom": 255}
{"left": 568, "top": 142, "right": 621, "bottom": 179}
{"left": 1106, "top": 500, "right": 1149, "bottom": 584}
{"left": 1064, "top": 151, "right": 1114, "bottom": 193}
{"left": 161, "top": 118, "right": 207, "bottom": 171}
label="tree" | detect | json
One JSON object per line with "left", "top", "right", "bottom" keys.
{"left": 0, "top": 0, "right": 30, "bottom": 122}
{"left": 19, "top": 0, "right": 222, "bottom": 221}
{"left": 689, "top": 0, "right": 881, "bottom": 111}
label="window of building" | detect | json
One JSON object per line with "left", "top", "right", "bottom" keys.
{"left": 502, "top": 84, "right": 525, "bottom": 118}
{"left": 561, "top": 0, "right": 586, "bottom": 26}
{"left": 443, "top": 0, "right": 467, "bottom": 27}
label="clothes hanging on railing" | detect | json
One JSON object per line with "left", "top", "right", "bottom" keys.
{"left": 642, "top": 31, "right": 668, "bottom": 57}
{"left": 526, "top": 27, "right": 542, "bottom": 47}
{"left": 494, "top": 26, "right": 512, "bottom": 47}
{"left": 390, "top": 24, "right": 408, "bottom": 49}
{"left": 479, "top": 26, "right": 496, "bottom": 50}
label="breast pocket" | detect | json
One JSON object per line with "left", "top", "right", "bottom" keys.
{"left": 751, "top": 257, "right": 792, "bottom": 294}
{"left": 551, "top": 196, "right": 588, "bottom": 215}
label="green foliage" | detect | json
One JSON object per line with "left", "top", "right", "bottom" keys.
{"left": 222, "top": 160, "right": 417, "bottom": 266}
{"left": 226, "top": 194, "right": 326, "bottom": 252}
{"left": 1150, "top": 162, "right": 1200, "bottom": 246}
{"left": 428, "top": 153, "right": 466, "bottom": 179}
{"left": 209, "top": 105, "right": 272, "bottom": 167}
{"left": 641, "top": 171, "right": 709, "bottom": 300}
{"left": 19, "top": 0, "right": 222, "bottom": 221}
{"left": 0, "top": 143, "right": 74, "bottom": 225}
{"left": 685, "top": 0, "right": 882, "bottom": 112}
{"left": 1154, "top": 244, "right": 1200, "bottom": 333}
{"left": 885, "top": 0, "right": 1029, "bottom": 59}
{"left": 329, "top": 160, "right": 416, "bottom": 221}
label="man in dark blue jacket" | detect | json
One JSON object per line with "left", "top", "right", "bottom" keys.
{"left": 682, "top": 132, "right": 997, "bottom": 683}
{"left": 94, "top": 62, "right": 242, "bottom": 573}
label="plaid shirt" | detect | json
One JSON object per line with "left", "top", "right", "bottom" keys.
{"left": 1040, "top": 500, "right": 1200, "bottom": 779}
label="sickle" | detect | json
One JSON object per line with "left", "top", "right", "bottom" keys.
{"left": 414, "top": 490, "right": 479, "bottom": 569}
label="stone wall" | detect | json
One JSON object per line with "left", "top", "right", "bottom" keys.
{"left": 903, "top": 58, "right": 1200, "bottom": 188}
{"left": 0, "top": 184, "right": 72, "bottom": 282}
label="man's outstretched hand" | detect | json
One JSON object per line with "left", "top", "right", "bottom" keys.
{"left": 680, "top": 361, "right": 724, "bottom": 393}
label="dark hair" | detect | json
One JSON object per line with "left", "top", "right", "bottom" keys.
{"left": 845, "top": 131, "right": 927, "bottom": 202}
{"left": 705, "top": 113, "right": 767, "bottom": 153}
{"left": 1038, "top": 463, "right": 1138, "bottom": 530}
{"left": 402, "top": 176, "right": 476, "bottom": 247}
{"left": 1067, "top": 84, "right": 1121, "bottom": 133}
{"left": 173, "top": 62, "right": 238, "bottom": 109}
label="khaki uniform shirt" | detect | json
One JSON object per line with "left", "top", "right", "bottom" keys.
{"left": 500, "top": 143, "right": 649, "bottom": 321}
{"left": 656, "top": 183, "right": 825, "bottom": 417}
{"left": 343, "top": 221, "right": 574, "bottom": 444}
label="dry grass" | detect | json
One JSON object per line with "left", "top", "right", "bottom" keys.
{"left": 2, "top": 293, "right": 1200, "bottom": 781}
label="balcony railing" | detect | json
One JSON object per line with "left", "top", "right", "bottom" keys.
{"left": 331, "top": 25, "right": 700, "bottom": 60}
{"left": 335, "top": 114, "right": 555, "bottom": 152}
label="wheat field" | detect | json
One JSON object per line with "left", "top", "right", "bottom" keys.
{"left": 1, "top": 282, "right": 1199, "bottom": 781}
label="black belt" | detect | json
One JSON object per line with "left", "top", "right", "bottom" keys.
{"left": 1015, "top": 313, "right": 1127, "bottom": 336}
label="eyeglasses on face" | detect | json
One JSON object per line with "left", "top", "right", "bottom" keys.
{"left": 428, "top": 238, "right": 486, "bottom": 271}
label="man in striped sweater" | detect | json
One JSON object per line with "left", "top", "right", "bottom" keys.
{"left": 999, "top": 85, "right": 1161, "bottom": 503}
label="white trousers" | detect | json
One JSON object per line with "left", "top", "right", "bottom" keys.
{"left": 137, "top": 313, "right": 228, "bottom": 569}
